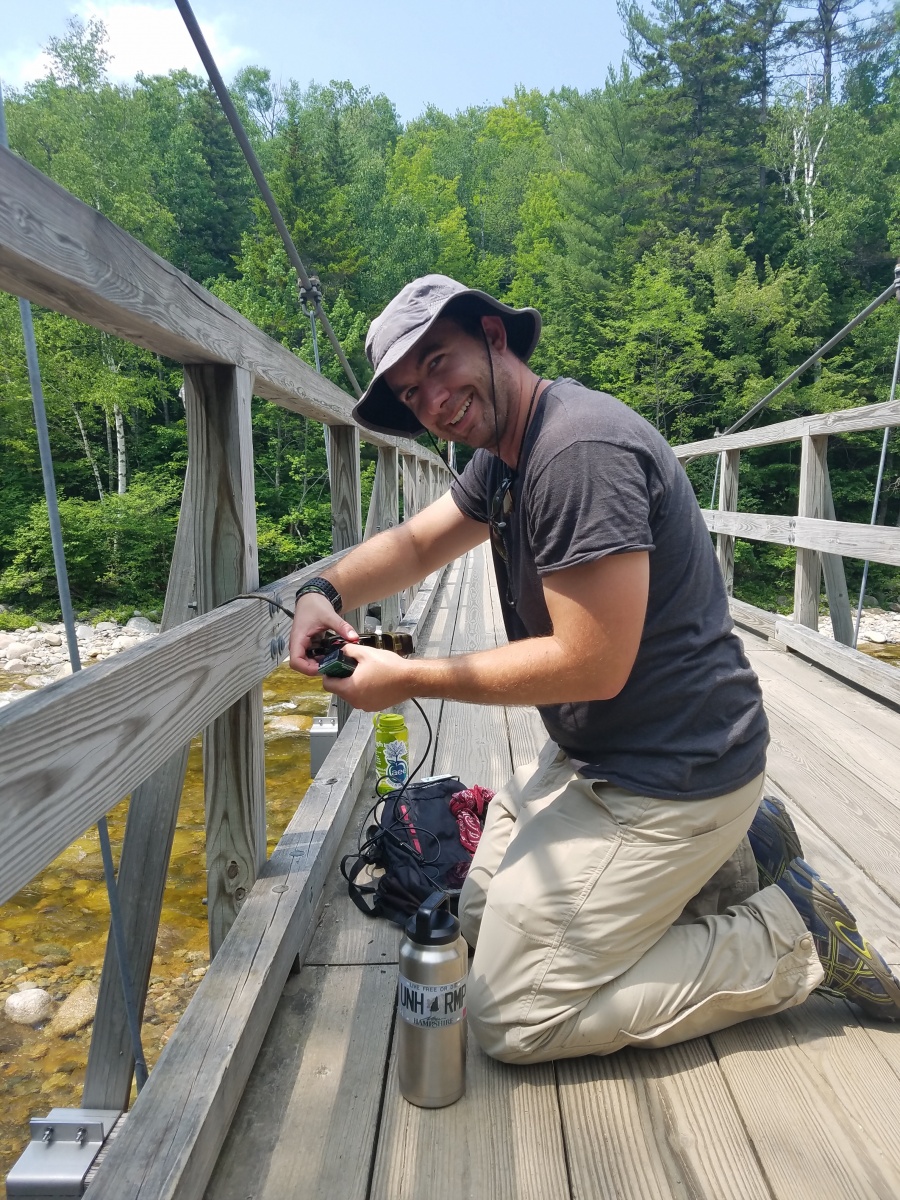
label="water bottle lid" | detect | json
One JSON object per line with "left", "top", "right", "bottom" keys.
{"left": 406, "top": 891, "right": 460, "bottom": 946}
{"left": 374, "top": 713, "right": 407, "bottom": 732}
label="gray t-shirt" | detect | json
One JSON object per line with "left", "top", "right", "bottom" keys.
{"left": 450, "top": 378, "right": 768, "bottom": 800}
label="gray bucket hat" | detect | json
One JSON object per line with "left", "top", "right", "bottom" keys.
{"left": 352, "top": 275, "right": 541, "bottom": 438}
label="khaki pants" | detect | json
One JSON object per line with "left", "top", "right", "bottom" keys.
{"left": 459, "top": 742, "right": 823, "bottom": 1063}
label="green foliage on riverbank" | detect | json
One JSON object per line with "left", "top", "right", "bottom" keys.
{"left": 1, "top": 5, "right": 899, "bottom": 617}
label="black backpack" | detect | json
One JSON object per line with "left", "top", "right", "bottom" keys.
{"left": 341, "top": 776, "right": 476, "bottom": 926}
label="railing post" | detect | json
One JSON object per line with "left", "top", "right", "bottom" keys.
{"left": 822, "top": 466, "right": 854, "bottom": 645}
{"left": 401, "top": 453, "right": 420, "bottom": 613}
{"left": 83, "top": 472, "right": 197, "bottom": 1110}
{"left": 328, "top": 423, "right": 362, "bottom": 727}
{"left": 364, "top": 446, "right": 401, "bottom": 630}
{"left": 184, "top": 364, "right": 266, "bottom": 959}
{"left": 716, "top": 449, "right": 740, "bottom": 595}
{"left": 794, "top": 433, "right": 827, "bottom": 629}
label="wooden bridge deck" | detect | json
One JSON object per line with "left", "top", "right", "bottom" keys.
{"left": 202, "top": 542, "right": 900, "bottom": 1200}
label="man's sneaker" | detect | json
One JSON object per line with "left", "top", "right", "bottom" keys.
{"left": 748, "top": 795, "right": 803, "bottom": 888}
{"left": 777, "top": 857, "right": 900, "bottom": 1021}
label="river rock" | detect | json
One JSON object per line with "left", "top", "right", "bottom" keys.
{"left": 25, "top": 675, "right": 50, "bottom": 688}
{"left": 95, "top": 621, "right": 118, "bottom": 633}
{"left": 45, "top": 633, "right": 62, "bottom": 647}
{"left": 5, "top": 659, "right": 27, "bottom": 673}
{"left": 0, "top": 633, "right": 13, "bottom": 650}
{"left": 35, "top": 943, "right": 72, "bottom": 968}
{"left": 48, "top": 980, "right": 99, "bottom": 1036}
{"left": 5, "top": 641, "right": 30, "bottom": 660}
{"left": 868, "top": 631, "right": 888, "bottom": 644}
{"left": 125, "top": 616, "right": 158, "bottom": 636}
{"left": 5, "top": 987, "right": 53, "bottom": 1024}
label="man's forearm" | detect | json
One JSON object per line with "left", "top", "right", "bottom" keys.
{"left": 405, "top": 637, "right": 624, "bottom": 706}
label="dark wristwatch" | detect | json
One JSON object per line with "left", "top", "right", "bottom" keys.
{"left": 295, "top": 576, "right": 343, "bottom": 614}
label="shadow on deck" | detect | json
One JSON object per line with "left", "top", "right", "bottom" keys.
{"left": 205, "top": 544, "right": 900, "bottom": 1200}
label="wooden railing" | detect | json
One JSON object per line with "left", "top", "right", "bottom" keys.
{"left": 0, "top": 143, "right": 452, "bottom": 1138}
{"left": 673, "top": 399, "right": 900, "bottom": 708}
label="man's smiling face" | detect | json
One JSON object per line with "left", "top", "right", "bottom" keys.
{"left": 383, "top": 316, "right": 514, "bottom": 451}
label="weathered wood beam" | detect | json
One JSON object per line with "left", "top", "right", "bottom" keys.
{"left": 700, "top": 510, "right": 900, "bottom": 567}
{"left": 729, "top": 597, "right": 778, "bottom": 640}
{"left": 673, "top": 399, "right": 900, "bottom": 458}
{"left": 822, "top": 467, "right": 854, "bottom": 647}
{"left": 774, "top": 619, "right": 900, "bottom": 709}
{"left": 184, "top": 365, "right": 266, "bottom": 957}
{"left": 83, "top": 474, "right": 197, "bottom": 1111}
{"left": 794, "top": 434, "right": 827, "bottom": 629}
{"left": 401, "top": 453, "right": 420, "bottom": 612}
{"left": 0, "top": 146, "right": 443, "bottom": 462}
{"left": 83, "top": 569, "right": 449, "bottom": 1200}
{"left": 716, "top": 449, "right": 740, "bottom": 595}
{"left": 364, "top": 447, "right": 401, "bottom": 630}
{"left": 0, "top": 554, "right": 344, "bottom": 907}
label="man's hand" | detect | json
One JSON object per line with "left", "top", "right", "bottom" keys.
{"left": 320, "top": 643, "right": 416, "bottom": 710}
{"left": 288, "top": 592, "right": 360, "bottom": 677}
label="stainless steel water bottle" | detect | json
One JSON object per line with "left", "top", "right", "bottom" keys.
{"left": 397, "top": 891, "right": 468, "bottom": 1108}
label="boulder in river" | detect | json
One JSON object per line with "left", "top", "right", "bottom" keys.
{"left": 5, "top": 988, "right": 53, "bottom": 1025}
{"left": 125, "top": 615, "right": 158, "bottom": 636}
{"left": 48, "top": 980, "right": 99, "bottom": 1037}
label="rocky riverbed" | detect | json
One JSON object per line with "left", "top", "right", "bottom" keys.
{"left": 0, "top": 622, "right": 329, "bottom": 1184}
{"left": 0, "top": 613, "right": 159, "bottom": 695}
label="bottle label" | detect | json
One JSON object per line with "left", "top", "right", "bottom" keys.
{"left": 398, "top": 972, "right": 467, "bottom": 1028}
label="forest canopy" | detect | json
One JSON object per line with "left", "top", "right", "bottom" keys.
{"left": 1, "top": 0, "right": 899, "bottom": 621}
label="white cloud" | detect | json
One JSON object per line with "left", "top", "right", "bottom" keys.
{"left": 1, "top": 2, "right": 252, "bottom": 90}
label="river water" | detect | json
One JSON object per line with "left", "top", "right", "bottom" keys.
{"left": 0, "top": 663, "right": 328, "bottom": 1186}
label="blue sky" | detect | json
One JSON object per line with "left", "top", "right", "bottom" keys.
{"left": 1, "top": 0, "right": 629, "bottom": 121}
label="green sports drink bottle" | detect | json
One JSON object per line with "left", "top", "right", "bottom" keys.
{"left": 374, "top": 712, "right": 409, "bottom": 796}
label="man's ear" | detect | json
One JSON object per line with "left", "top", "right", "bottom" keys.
{"left": 480, "top": 314, "right": 509, "bottom": 354}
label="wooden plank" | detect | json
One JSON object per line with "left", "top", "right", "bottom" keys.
{"left": 822, "top": 466, "right": 854, "bottom": 646}
{"left": 0, "top": 553, "right": 345, "bottom": 906}
{"left": 717, "top": 448, "right": 740, "bottom": 595}
{"left": 557, "top": 1038, "right": 771, "bottom": 1200}
{"left": 305, "top": 775, "right": 403, "bottom": 967}
{"left": 711, "top": 995, "right": 900, "bottom": 1200}
{"left": 744, "top": 635, "right": 900, "bottom": 752}
{"left": 773, "top": 619, "right": 900, "bottom": 709}
{"left": 371, "top": 1028, "right": 569, "bottom": 1200}
{"left": 0, "top": 145, "right": 445, "bottom": 461}
{"left": 432, "top": 544, "right": 514, "bottom": 793}
{"left": 84, "top": 474, "right": 198, "bottom": 1109}
{"left": 185, "top": 365, "right": 267, "bottom": 957}
{"left": 700, "top": 509, "right": 900, "bottom": 567}
{"left": 794, "top": 434, "right": 827, "bottom": 629}
{"left": 673, "top": 397, "right": 900, "bottom": 458}
{"left": 730, "top": 597, "right": 777, "bottom": 639}
{"left": 85, "top": 708, "right": 376, "bottom": 1200}
{"left": 203, "top": 965, "right": 396, "bottom": 1200}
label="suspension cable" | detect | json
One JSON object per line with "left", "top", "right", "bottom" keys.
{"left": 172, "top": 0, "right": 362, "bottom": 398}
{"left": 0, "top": 81, "right": 148, "bottom": 1092}
{"left": 852, "top": 320, "right": 900, "bottom": 648}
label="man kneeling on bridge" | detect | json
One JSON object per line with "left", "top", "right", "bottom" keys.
{"left": 289, "top": 275, "right": 900, "bottom": 1063}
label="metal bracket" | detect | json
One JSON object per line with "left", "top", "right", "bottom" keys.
{"left": 6, "top": 1109, "right": 121, "bottom": 1198}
